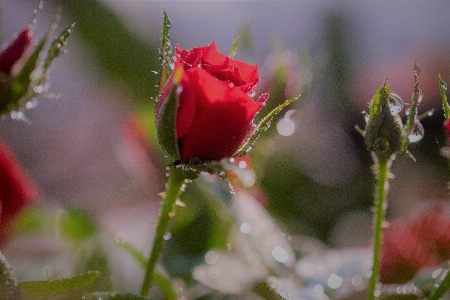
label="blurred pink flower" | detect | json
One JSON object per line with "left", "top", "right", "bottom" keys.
{"left": 0, "top": 138, "right": 40, "bottom": 237}
{"left": 380, "top": 208, "right": 450, "bottom": 284}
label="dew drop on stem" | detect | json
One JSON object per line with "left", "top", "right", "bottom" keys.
{"left": 408, "top": 119, "right": 424, "bottom": 143}
{"left": 388, "top": 93, "right": 403, "bottom": 115}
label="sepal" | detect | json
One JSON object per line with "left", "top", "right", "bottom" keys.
{"left": 233, "top": 92, "right": 301, "bottom": 157}
{"left": 155, "top": 74, "right": 180, "bottom": 160}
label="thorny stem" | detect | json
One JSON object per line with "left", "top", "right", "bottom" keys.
{"left": 140, "top": 166, "right": 185, "bottom": 297}
{"left": 368, "top": 153, "right": 393, "bottom": 300}
{"left": 429, "top": 269, "right": 450, "bottom": 300}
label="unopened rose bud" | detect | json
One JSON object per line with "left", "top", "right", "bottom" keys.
{"left": 0, "top": 28, "right": 32, "bottom": 75}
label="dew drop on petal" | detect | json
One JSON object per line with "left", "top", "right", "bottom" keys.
{"left": 408, "top": 119, "right": 424, "bottom": 143}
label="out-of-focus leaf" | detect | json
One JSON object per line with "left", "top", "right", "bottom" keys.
{"left": 59, "top": 208, "right": 97, "bottom": 243}
{"left": 0, "top": 252, "right": 19, "bottom": 300}
{"left": 82, "top": 292, "right": 148, "bottom": 300}
{"left": 118, "top": 241, "right": 177, "bottom": 300}
{"left": 76, "top": 247, "right": 112, "bottom": 292}
{"left": 11, "top": 208, "right": 44, "bottom": 235}
{"left": 54, "top": 0, "right": 159, "bottom": 103}
{"left": 19, "top": 271, "right": 100, "bottom": 300}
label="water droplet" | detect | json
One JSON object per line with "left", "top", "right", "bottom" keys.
{"left": 219, "top": 171, "right": 235, "bottom": 194}
{"left": 327, "top": 273, "right": 343, "bottom": 289}
{"left": 240, "top": 222, "right": 252, "bottom": 234}
{"left": 443, "top": 82, "right": 448, "bottom": 91}
{"left": 114, "top": 232, "right": 128, "bottom": 244}
{"left": 408, "top": 119, "right": 424, "bottom": 143}
{"left": 414, "top": 63, "right": 421, "bottom": 75}
{"left": 432, "top": 268, "right": 444, "bottom": 278}
{"left": 388, "top": 93, "right": 403, "bottom": 115}
{"left": 163, "top": 232, "right": 172, "bottom": 240}
{"left": 175, "top": 199, "right": 185, "bottom": 207}
{"left": 34, "top": 84, "right": 46, "bottom": 94}
{"left": 238, "top": 161, "right": 247, "bottom": 169}
{"left": 249, "top": 91, "right": 256, "bottom": 97}
{"left": 417, "top": 89, "right": 423, "bottom": 103}
{"left": 271, "top": 246, "right": 288, "bottom": 263}
{"left": 229, "top": 82, "right": 235, "bottom": 88}
{"left": 314, "top": 284, "right": 324, "bottom": 294}
{"left": 25, "top": 98, "right": 39, "bottom": 109}
{"left": 351, "top": 275, "right": 362, "bottom": 286}
{"left": 277, "top": 117, "right": 296, "bottom": 136}
{"left": 176, "top": 86, "right": 183, "bottom": 95}
{"left": 205, "top": 251, "right": 219, "bottom": 264}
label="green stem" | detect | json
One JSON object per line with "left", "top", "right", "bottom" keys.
{"left": 429, "top": 269, "right": 450, "bottom": 300}
{"left": 368, "top": 154, "right": 391, "bottom": 300}
{"left": 140, "top": 166, "right": 185, "bottom": 297}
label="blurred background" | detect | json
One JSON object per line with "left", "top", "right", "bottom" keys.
{"left": 1, "top": 0, "right": 450, "bottom": 296}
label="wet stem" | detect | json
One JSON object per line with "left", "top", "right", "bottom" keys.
{"left": 429, "top": 270, "right": 450, "bottom": 300}
{"left": 140, "top": 166, "right": 186, "bottom": 297}
{"left": 368, "top": 154, "right": 392, "bottom": 300}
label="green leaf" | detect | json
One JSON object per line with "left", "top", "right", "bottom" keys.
{"left": 156, "top": 83, "right": 179, "bottom": 159}
{"left": 117, "top": 232, "right": 177, "bottom": 299}
{"left": 59, "top": 208, "right": 97, "bottom": 243}
{"left": 0, "top": 252, "right": 19, "bottom": 300}
{"left": 439, "top": 75, "right": 450, "bottom": 120}
{"left": 43, "top": 23, "right": 75, "bottom": 71}
{"left": 234, "top": 92, "right": 301, "bottom": 157}
{"left": 19, "top": 271, "right": 100, "bottom": 300}
{"left": 229, "top": 36, "right": 240, "bottom": 58}
{"left": 82, "top": 292, "right": 148, "bottom": 300}
{"left": 157, "top": 9, "right": 173, "bottom": 96}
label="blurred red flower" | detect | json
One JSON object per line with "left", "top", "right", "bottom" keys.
{"left": 0, "top": 138, "right": 40, "bottom": 237}
{"left": 380, "top": 208, "right": 450, "bottom": 284}
{"left": 156, "top": 42, "right": 268, "bottom": 162}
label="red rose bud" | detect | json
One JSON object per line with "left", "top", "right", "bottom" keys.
{"left": 156, "top": 42, "right": 267, "bottom": 162}
{"left": 0, "top": 28, "right": 33, "bottom": 75}
{"left": 0, "top": 138, "right": 40, "bottom": 236}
